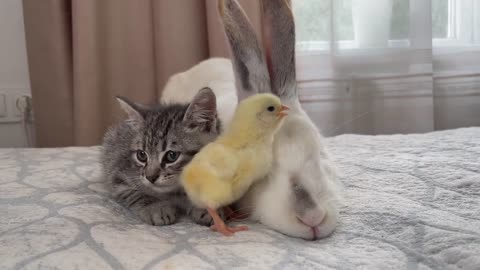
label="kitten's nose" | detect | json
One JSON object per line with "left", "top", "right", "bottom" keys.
{"left": 146, "top": 173, "right": 159, "bottom": 183}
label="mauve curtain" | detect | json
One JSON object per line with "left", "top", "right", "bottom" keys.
{"left": 22, "top": 0, "right": 262, "bottom": 147}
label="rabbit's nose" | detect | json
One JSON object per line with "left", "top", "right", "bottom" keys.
{"left": 297, "top": 208, "right": 326, "bottom": 228}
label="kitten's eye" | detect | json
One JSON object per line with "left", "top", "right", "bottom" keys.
{"left": 267, "top": 106, "right": 275, "bottom": 112}
{"left": 164, "top": 151, "right": 180, "bottom": 163}
{"left": 136, "top": 150, "right": 148, "bottom": 163}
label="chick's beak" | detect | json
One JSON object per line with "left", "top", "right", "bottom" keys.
{"left": 276, "top": 105, "right": 289, "bottom": 118}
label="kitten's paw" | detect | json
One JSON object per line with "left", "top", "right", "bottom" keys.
{"left": 139, "top": 205, "right": 177, "bottom": 226}
{"left": 189, "top": 207, "right": 225, "bottom": 226}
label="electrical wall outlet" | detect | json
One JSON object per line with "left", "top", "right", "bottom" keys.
{"left": 0, "top": 87, "right": 31, "bottom": 123}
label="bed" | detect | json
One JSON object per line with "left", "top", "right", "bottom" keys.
{"left": 1, "top": 128, "right": 479, "bottom": 269}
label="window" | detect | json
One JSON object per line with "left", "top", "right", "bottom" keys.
{"left": 293, "top": 0, "right": 411, "bottom": 51}
{"left": 293, "top": 0, "right": 480, "bottom": 51}
{"left": 434, "top": 0, "right": 480, "bottom": 47}
{"left": 432, "top": 0, "right": 449, "bottom": 39}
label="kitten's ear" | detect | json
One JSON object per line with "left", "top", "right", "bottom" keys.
{"left": 116, "top": 96, "right": 145, "bottom": 122}
{"left": 183, "top": 88, "right": 217, "bottom": 131}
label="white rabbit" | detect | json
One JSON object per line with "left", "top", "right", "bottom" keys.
{"left": 218, "top": 0, "right": 342, "bottom": 240}
{"left": 161, "top": 0, "right": 342, "bottom": 240}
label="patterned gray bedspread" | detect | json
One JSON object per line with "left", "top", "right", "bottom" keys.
{"left": 1, "top": 128, "right": 479, "bottom": 270}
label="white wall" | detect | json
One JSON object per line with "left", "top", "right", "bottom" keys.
{"left": 0, "top": 0, "right": 32, "bottom": 147}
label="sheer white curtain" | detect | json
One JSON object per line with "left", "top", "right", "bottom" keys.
{"left": 293, "top": 0, "right": 480, "bottom": 136}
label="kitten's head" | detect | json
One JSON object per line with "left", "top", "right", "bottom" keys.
{"left": 102, "top": 88, "right": 220, "bottom": 195}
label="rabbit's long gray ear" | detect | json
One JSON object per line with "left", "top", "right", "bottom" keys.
{"left": 218, "top": 0, "right": 272, "bottom": 101}
{"left": 261, "top": 0, "right": 297, "bottom": 99}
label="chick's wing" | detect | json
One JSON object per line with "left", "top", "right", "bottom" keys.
{"left": 195, "top": 143, "right": 240, "bottom": 183}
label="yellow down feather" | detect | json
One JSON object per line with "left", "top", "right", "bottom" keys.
{"left": 181, "top": 93, "right": 287, "bottom": 209}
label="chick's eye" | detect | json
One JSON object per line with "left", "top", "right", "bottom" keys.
{"left": 136, "top": 150, "right": 148, "bottom": 163}
{"left": 164, "top": 151, "right": 180, "bottom": 163}
{"left": 267, "top": 106, "right": 275, "bottom": 112}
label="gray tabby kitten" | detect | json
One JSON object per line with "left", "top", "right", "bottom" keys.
{"left": 102, "top": 88, "right": 223, "bottom": 226}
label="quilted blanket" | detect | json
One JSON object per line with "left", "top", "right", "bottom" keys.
{"left": 1, "top": 128, "right": 479, "bottom": 269}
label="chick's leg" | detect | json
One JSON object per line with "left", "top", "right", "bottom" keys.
{"left": 207, "top": 207, "right": 248, "bottom": 236}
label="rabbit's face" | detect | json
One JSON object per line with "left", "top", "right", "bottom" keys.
{"left": 289, "top": 165, "right": 340, "bottom": 240}
{"left": 246, "top": 127, "right": 341, "bottom": 241}
{"left": 251, "top": 162, "right": 339, "bottom": 241}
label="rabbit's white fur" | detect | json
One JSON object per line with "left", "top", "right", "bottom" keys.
{"left": 161, "top": 56, "right": 342, "bottom": 240}
{"left": 161, "top": 58, "right": 237, "bottom": 129}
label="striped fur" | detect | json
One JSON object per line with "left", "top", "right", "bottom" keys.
{"left": 102, "top": 89, "right": 223, "bottom": 226}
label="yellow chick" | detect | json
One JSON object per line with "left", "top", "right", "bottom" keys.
{"left": 181, "top": 93, "right": 289, "bottom": 236}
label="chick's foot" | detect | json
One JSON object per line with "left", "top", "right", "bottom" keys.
{"left": 207, "top": 207, "right": 248, "bottom": 236}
